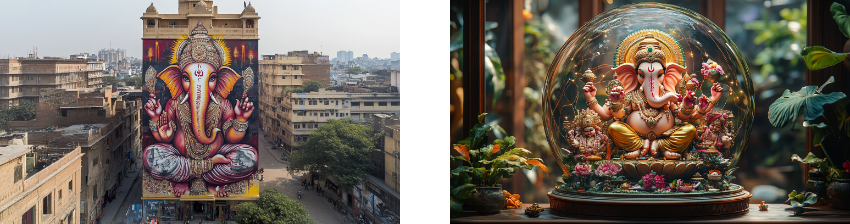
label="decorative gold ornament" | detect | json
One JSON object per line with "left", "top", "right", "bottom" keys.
{"left": 243, "top": 67, "right": 254, "bottom": 94}
{"left": 580, "top": 69, "right": 597, "bottom": 82}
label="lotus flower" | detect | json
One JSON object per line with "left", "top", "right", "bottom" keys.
{"left": 654, "top": 175, "right": 666, "bottom": 189}
{"left": 594, "top": 162, "right": 621, "bottom": 177}
{"left": 573, "top": 164, "right": 592, "bottom": 176}
{"left": 641, "top": 173, "right": 655, "bottom": 189}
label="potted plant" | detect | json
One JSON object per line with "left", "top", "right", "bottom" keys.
{"left": 785, "top": 190, "right": 818, "bottom": 216}
{"left": 769, "top": 76, "right": 850, "bottom": 209}
{"left": 450, "top": 113, "right": 548, "bottom": 217}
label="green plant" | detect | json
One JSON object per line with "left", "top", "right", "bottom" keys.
{"left": 770, "top": 76, "right": 850, "bottom": 184}
{"left": 784, "top": 190, "right": 818, "bottom": 208}
{"left": 449, "top": 7, "right": 506, "bottom": 106}
{"left": 801, "top": 3, "right": 850, "bottom": 70}
{"left": 450, "top": 113, "right": 548, "bottom": 218}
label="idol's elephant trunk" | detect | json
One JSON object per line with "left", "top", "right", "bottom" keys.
{"left": 643, "top": 70, "right": 678, "bottom": 108}
{"left": 190, "top": 76, "right": 220, "bottom": 144}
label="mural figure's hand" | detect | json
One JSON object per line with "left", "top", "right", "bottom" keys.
{"left": 157, "top": 110, "right": 174, "bottom": 138}
{"left": 211, "top": 154, "right": 231, "bottom": 164}
{"left": 144, "top": 93, "right": 162, "bottom": 120}
{"left": 234, "top": 94, "right": 255, "bottom": 122}
{"left": 172, "top": 182, "right": 189, "bottom": 197}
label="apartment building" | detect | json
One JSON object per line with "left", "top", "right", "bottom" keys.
{"left": 141, "top": 0, "right": 260, "bottom": 40}
{"left": 0, "top": 58, "right": 107, "bottom": 109}
{"left": 6, "top": 88, "right": 142, "bottom": 223}
{"left": 261, "top": 88, "right": 399, "bottom": 153}
{"left": 0, "top": 145, "right": 83, "bottom": 224}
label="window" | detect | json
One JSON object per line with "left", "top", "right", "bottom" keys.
{"left": 282, "top": 76, "right": 286, "bottom": 79}
{"left": 59, "top": 189, "right": 62, "bottom": 200}
{"left": 351, "top": 102, "right": 360, "bottom": 106}
{"left": 391, "top": 102, "right": 400, "bottom": 106}
{"left": 295, "top": 76, "right": 299, "bottom": 79}
{"left": 336, "top": 101, "right": 339, "bottom": 105}
{"left": 14, "top": 164, "right": 22, "bottom": 183}
{"left": 247, "top": 19, "right": 255, "bottom": 28}
{"left": 98, "top": 110, "right": 105, "bottom": 116}
{"left": 69, "top": 181, "right": 72, "bottom": 191}
{"left": 378, "top": 102, "right": 387, "bottom": 106}
{"left": 294, "top": 124, "right": 300, "bottom": 129}
{"left": 147, "top": 19, "right": 155, "bottom": 26}
{"left": 42, "top": 194, "right": 51, "bottom": 214}
{"left": 281, "top": 65, "right": 287, "bottom": 70}
{"left": 364, "top": 102, "right": 374, "bottom": 106}
{"left": 325, "top": 101, "right": 329, "bottom": 105}
{"left": 325, "top": 113, "right": 329, "bottom": 117}
{"left": 92, "top": 157, "right": 99, "bottom": 167}
{"left": 320, "top": 113, "right": 324, "bottom": 117}
{"left": 61, "top": 109, "right": 67, "bottom": 117}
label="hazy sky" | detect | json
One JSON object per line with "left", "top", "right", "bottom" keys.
{"left": 0, "top": 0, "right": 400, "bottom": 60}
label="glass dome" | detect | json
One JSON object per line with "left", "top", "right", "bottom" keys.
{"left": 543, "top": 3, "right": 754, "bottom": 176}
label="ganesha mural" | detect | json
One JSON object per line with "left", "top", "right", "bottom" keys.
{"left": 142, "top": 21, "right": 259, "bottom": 198}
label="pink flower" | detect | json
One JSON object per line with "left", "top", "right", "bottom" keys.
{"left": 701, "top": 68, "right": 709, "bottom": 76}
{"left": 641, "top": 173, "right": 655, "bottom": 189}
{"left": 594, "top": 162, "right": 622, "bottom": 177}
{"left": 573, "top": 164, "right": 592, "bottom": 176}
{"left": 716, "top": 65, "right": 724, "bottom": 75}
{"left": 654, "top": 175, "right": 666, "bottom": 189}
{"left": 702, "top": 63, "right": 709, "bottom": 69}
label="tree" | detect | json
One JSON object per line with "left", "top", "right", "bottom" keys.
{"left": 123, "top": 76, "right": 144, "bottom": 87}
{"left": 234, "top": 188, "right": 313, "bottom": 224}
{"left": 102, "top": 76, "right": 119, "bottom": 86}
{"left": 289, "top": 118, "right": 378, "bottom": 191}
{"left": 346, "top": 67, "right": 364, "bottom": 74}
{"left": 303, "top": 80, "right": 326, "bottom": 93}
{"left": 0, "top": 99, "right": 35, "bottom": 129}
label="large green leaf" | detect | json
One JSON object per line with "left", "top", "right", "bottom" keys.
{"left": 485, "top": 44, "right": 505, "bottom": 106}
{"left": 802, "top": 192, "right": 818, "bottom": 206}
{"left": 801, "top": 46, "right": 849, "bottom": 70}
{"left": 791, "top": 152, "right": 829, "bottom": 169}
{"left": 768, "top": 85, "right": 847, "bottom": 128}
{"left": 451, "top": 184, "right": 478, "bottom": 200}
{"left": 831, "top": 2, "right": 850, "bottom": 38}
{"left": 450, "top": 196, "right": 464, "bottom": 218}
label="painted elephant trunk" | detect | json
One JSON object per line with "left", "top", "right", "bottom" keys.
{"left": 190, "top": 82, "right": 220, "bottom": 144}
{"left": 644, "top": 73, "right": 677, "bottom": 108}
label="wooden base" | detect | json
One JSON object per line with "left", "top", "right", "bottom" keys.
{"left": 548, "top": 184, "right": 751, "bottom": 218}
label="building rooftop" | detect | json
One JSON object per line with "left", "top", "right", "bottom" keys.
{"left": 0, "top": 145, "right": 33, "bottom": 165}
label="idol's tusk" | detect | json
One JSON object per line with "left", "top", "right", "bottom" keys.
{"left": 180, "top": 94, "right": 189, "bottom": 104}
{"left": 210, "top": 93, "right": 220, "bottom": 105}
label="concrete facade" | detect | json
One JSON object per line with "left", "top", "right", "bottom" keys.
{"left": 5, "top": 88, "right": 142, "bottom": 224}
{"left": 141, "top": 0, "right": 261, "bottom": 40}
{"left": 0, "top": 58, "right": 106, "bottom": 109}
{"left": 0, "top": 145, "right": 83, "bottom": 224}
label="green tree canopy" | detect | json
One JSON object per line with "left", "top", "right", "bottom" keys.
{"left": 123, "top": 76, "right": 144, "bottom": 87}
{"left": 102, "top": 76, "right": 119, "bottom": 86}
{"left": 235, "top": 188, "right": 314, "bottom": 224}
{"left": 289, "top": 118, "right": 378, "bottom": 191}
{"left": 0, "top": 100, "right": 36, "bottom": 129}
{"left": 346, "top": 67, "right": 364, "bottom": 74}
{"left": 303, "top": 80, "right": 326, "bottom": 93}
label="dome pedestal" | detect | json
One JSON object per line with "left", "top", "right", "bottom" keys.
{"left": 547, "top": 184, "right": 751, "bottom": 218}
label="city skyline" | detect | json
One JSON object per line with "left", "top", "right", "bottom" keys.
{"left": 0, "top": 0, "right": 400, "bottom": 60}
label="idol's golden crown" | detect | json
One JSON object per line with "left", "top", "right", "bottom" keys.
{"left": 576, "top": 109, "right": 602, "bottom": 128}
{"left": 634, "top": 33, "right": 666, "bottom": 66}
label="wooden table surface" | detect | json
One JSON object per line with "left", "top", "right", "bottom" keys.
{"left": 451, "top": 203, "right": 850, "bottom": 223}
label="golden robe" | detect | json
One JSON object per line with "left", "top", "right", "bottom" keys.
{"left": 608, "top": 121, "right": 695, "bottom": 153}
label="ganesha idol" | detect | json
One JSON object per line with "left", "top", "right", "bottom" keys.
{"left": 581, "top": 30, "right": 723, "bottom": 160}
{"left": 143, "top": 21, "right": 257, "bottom": 197}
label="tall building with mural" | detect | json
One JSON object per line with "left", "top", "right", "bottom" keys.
{"left": 140, "top": 1, "right": 260, "bottom": 222}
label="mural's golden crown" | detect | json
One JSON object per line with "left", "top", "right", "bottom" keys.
{"left": 177, "top": 21, "right": 223, "bottom": 68}
{"left": 634, "top": 33, "right": 666, "bottom": 66}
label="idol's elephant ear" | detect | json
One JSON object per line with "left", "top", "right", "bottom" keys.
{"left": 216, "top": 66, "right": 242, "bottom": 97}
{"left": 157, "top": 65, "right": 185, "bottom": 98}
{"left": 612, "top": 63, "right": 638, "bottom": 94}
{"left": 663, "top": 63, "right": 686, "bottom": 94}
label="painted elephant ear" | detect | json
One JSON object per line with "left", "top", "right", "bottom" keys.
{"left": 157, "top": 65, "right": 185, "bottom": 98}
{"left": 612, "top": 63, "right": 638, "bottom": 94}
{"left": 663, "top": 63, "right": 686, "bottom": 94}
{"left": 216, "top": 66, "right": 242, "bottom": 97}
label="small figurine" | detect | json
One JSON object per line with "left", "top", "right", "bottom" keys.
{"left": 691, "top": 172, "right": 705, "bottom": 189}
{"left": 566, "top": 109, "right": 609, "bottom": 161}
{"left": 620, "top": 182, "right": 632, "bottom": 190}
{"left": 759, "top": 201, "right": 769, "bottom": 211}
{"left": 525, "top": 203, "right": 545, "bottom": 218}
{"left": 695, "top": 110, "right": 734, "bottom": 156}
{"left": 707, "top": 170, "right": 722, "bottom": 189}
